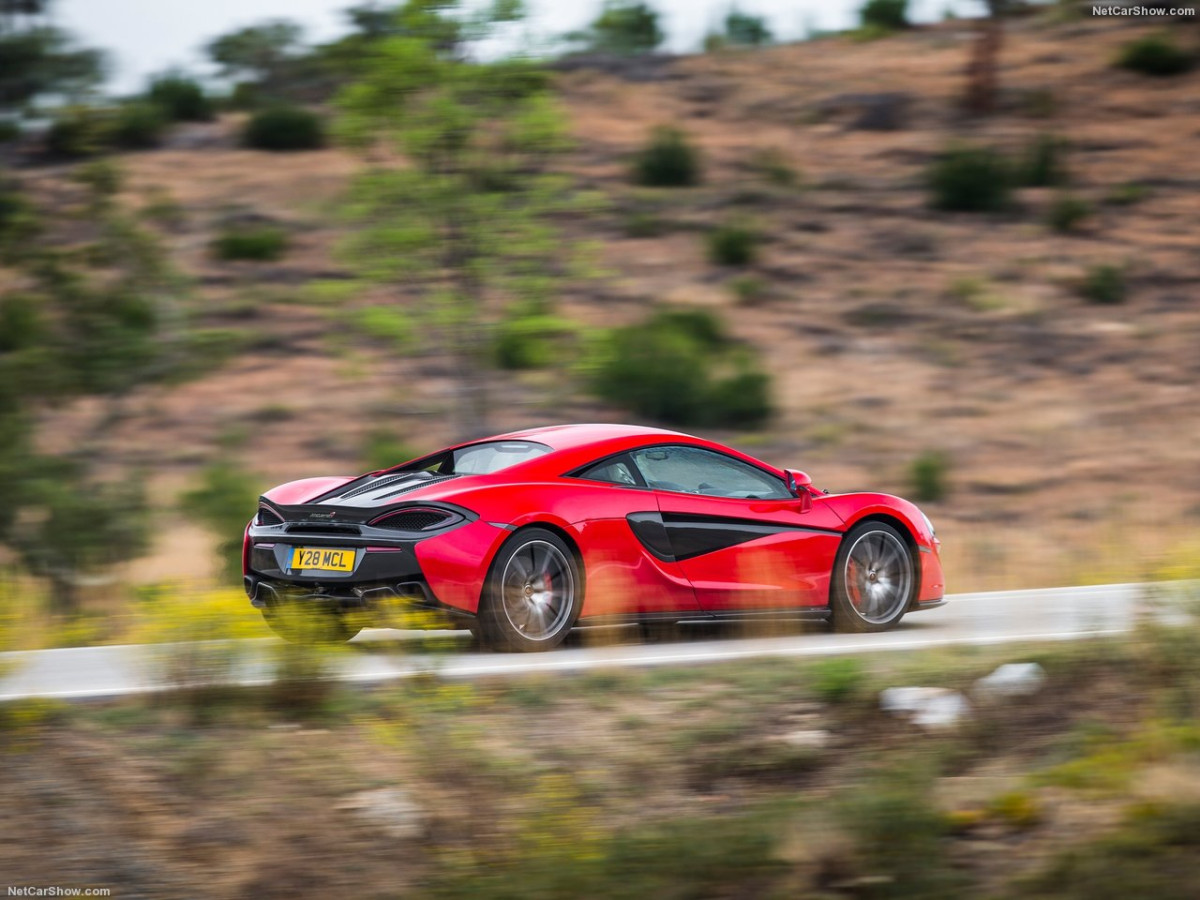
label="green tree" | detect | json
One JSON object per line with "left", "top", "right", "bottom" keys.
{"left": 724, "top": 8, "right": 772, "bottom": 46}
{"left": 337, "top": 0, "right": 574, "bottom": 438}
{"left": 181, "top": 461, "right": 262, "bottom": 583}
{"left": 0, "top": 166, "right": 184, "bottom": 612}
{"left": 206, "top": 19, "right": 305, "bottom": 97}
{"left": 0, "top": 0, "right": 104, "bottom": 120}
{"left": 572, "top": 1, "right": 664, "bottom": 55}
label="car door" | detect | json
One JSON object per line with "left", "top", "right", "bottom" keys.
{"left": 628, "top": 444, "right": 844, "bottom": 613}
{"left": 568, "top": 453, "right": 703, "bottom": 619}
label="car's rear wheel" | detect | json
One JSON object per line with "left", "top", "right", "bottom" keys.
{"left": 831, "top": 521, "right": 915, "bottom": 633}
{"left": 479, "top": 528, "right": 582, "bottom": 652}
{"left": 262, "top": 604, "right": 361, "bottom": 645}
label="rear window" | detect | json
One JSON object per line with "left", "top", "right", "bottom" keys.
{"left": 448, "top": 441, "right": 552, "bottom": 475}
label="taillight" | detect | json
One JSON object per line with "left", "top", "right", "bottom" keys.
{"left": 256, "top": 506, "right": 284, "bottom": 526}
{"left": 369, "top": 507, "right": 455, "bottom": 531}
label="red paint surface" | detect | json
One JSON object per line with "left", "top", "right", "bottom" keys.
{"left": 255, "top": 425, "right": 947, "bottom": 617}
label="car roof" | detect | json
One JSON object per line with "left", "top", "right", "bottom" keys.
{"left": 488, "top": 423, "right": 688, "bottom": 452}
{"left": 462, "top": 423, "right": 780, "bottom": 480}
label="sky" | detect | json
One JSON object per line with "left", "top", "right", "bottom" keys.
{"left": 56, "top": 0, "right": 978, "bottom": 95}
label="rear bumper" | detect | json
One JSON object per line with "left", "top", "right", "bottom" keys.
{"left": 245, "top": 573, "right": 473, "bottom": 625}
{"left": 243, "top": 517, "right": 509, "bottom": 620}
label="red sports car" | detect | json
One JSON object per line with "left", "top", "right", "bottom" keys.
{"left": 243, "top": 424, "right": 945, "bottom": 649}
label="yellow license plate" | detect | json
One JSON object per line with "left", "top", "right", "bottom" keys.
{"left": 291, "top": 547, "right": 356, "bottom": 572}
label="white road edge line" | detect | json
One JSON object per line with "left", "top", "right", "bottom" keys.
{"left": 0, "top": 626, "right": 1130, "bottom": 702}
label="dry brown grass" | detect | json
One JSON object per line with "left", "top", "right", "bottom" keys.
{"left": 19, "top": 15, "right": 1200, "bottom": 591}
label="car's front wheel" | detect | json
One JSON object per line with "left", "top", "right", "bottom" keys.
{"left": 478, "top": 527, "right": 582, "bottom": 652}
{"left": 831, "top": 521, "right": 916, "bottom": 633}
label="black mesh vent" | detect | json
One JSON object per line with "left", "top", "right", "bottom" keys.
{"left": 257, "top": 506, "right": 284, "bottom": 526}
{"left": 377, "top": 474, "right": 455, "bottom": 499}
{"left": 371, "top": 509, "right": 452, "bottom": 531}
{"left": 339, "top": 472, "right": 422, "bottom": 500}
{"left": 285, "top": 524, "right": 362, "bottom": 535}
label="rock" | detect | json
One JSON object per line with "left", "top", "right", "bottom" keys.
{"left": 549, "top": 52, "right": 676, "bottom": 83}
{"left": 812, "top": 92, "right": 913, "bottom": 131}
{"left": 973, "top": 663, "right": 1046, "bottom": 699}
{"left": 880, "top": 686, "right": 970, "bottom": 728}
{"left": 780, "top": 729, "right": 832, "bottom": 750}
{"left": 339, "top": 788, "right": 425, "bottom": 840}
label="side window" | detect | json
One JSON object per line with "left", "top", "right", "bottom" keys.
{"left": 578, "top": 454, "right": 642, "bottom": 487}
{"left": 629, "top": 446, "right": 790, "bottom": 500}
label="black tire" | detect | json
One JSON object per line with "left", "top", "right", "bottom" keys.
{"left": 831, "top": 521, "right": 916, "bottom": 633}
{"left": 262, "top": 605, "right": 361, "bottom": 645}
{"left": 478, "top": 527, "right": 583, "bottom": 652}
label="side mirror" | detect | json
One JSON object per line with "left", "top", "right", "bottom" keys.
{"left": 785, "top": 469, "right": 813, "bottom": 512}
{"left": 785, "top": 469, "right": 812, "bottom": 495}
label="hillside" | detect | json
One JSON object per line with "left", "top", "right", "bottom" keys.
{"left": 16, "top": 13, "right": 1200, "bottom": 593}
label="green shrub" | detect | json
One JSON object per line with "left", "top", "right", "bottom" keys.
{"left": 1104, "top": 181, "right": 1149, "bottom": 206}
{"left": 631, "top": 126, "right": 701, "bottom": 187}
{"left": 0, "top": 294, "right": 42, "bottom": 353}
{"left": 1023, "top": 803, "right": 1200, "bottom": 899}
{"left": 1046, "top": 193, "right": 1090, "bottom": 233}
{"left": 810, "top": 657, "right": 866, "bottom": 704}
{"left": 838, "top": 764, "right": 961, "bottom": 896}
{"left": 1020, "top": 133, "right": 1069, "bottom": 187}
{"left": 948, "top": 276, "right": 988, "bottom": 310}
{"left": 211, "top": 224, "right": 289, "bottom": 261}
{"left": 1116, "top": 34, "right": 1193, "bottom": 77}
{"left": 593, "top": 309, "right": 772, "bottom": 427}
{"left": 988, "top": 790, "right": 1043, "bottom": 830}
{"left": 1079, "top": 264, "right": 1126, "bottom": 305}
{"left": 707, "top": 221, "right": 758, "bottom": 266}
{"left": 147, "top": 74, "right": 215, "bottom": 121}
{"left": 132, "top": 584, "right": 271, "bottom": 701}
{"left": 0, "top": 121, "right": 19, "bottom": 143}
{"left": 109, "top": 102, "right": 167, "bottom": 150}
{"left": 140, "top": 187, "right": 186, "bottom": 227}
{"left": 44, "top": 107, "right": 107, "bottom": 159}
{"left": 705, "top": 369, "right": 772, "bottom": 427}
{"left": 927, "top": 145, "right": 1012, "bottom": 212}
{"left": 352, "top": 306, "right": 411, "bottom": 348}
{"left": 1020, "top": 87, "right": 1058, "bottom": 119}
{"left": 71, "top": 159, "right": 123, "bottom": 197}
{"left": 748, "top": 147, "right": 799, "bottom": 187}
{"left": 622, "top": 209, "right": 665, "bottom": 237}
{"left": 243, "top": 105, "right": 325, "bottom": 151}
{"left": 730, "top": 274, "right": 767, "bottom": 304}
{"left": 494, "top": 314, "right": 576, "bottom": 370}
{"left": 859, "top": 0, "right": 909, "bottom": 31}
{"left": 910, "top": 450, "right": 949, "bottom": 502}
{"left": 428, "top": 804, "right": 787, "bottom": 898}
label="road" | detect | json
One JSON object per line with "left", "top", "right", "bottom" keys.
{"left": 0, "top": 582, "right": 1160, "bottom": 701}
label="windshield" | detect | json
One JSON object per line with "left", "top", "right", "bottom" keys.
{"left": 448, "top": 441, "right": 552, "bottom": 475}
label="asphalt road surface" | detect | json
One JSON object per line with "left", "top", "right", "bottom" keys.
{"left": 0, "top": 582, "right": 1159, "bottom": 701}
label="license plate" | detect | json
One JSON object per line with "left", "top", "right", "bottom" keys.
{"left": 291, "top": 547, "right": 356, "bottom": 572}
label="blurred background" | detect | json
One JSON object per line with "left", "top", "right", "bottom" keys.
{"left": 2, "top": 0, "right": 1197, "bottom": 634}
{"left": 1, "top": 0, "right": 1200, "bottom": 895}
